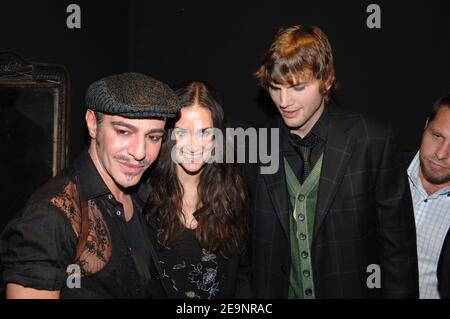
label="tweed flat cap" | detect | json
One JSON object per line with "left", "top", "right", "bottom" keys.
{"left": 85, "top": 72, "right": 180, "bottom": 118}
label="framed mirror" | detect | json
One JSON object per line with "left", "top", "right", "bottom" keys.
{"left": 0, "top": 52, "right": 70, "bottom": 231}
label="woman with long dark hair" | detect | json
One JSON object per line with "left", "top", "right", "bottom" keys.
{"left": 145, "top": 81, "right": 252, "bottom": 299}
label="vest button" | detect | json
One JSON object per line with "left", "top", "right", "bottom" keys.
{"left": 301, "top": 251, "right": 309, "bottom": 259}
{"left": 303, "top": 270, "right": 310, "bottom": 277}
{"left": 298, "top": 213, "right": 305, "bottom": 221}
{"left": 305, "top": 288, "right": 313, "bottom": 296}
{"left": 298, "top": 194, "right": 306, "bottom": 202}
{"left": 299, "top": 233, "right": 306, "bottom": 240}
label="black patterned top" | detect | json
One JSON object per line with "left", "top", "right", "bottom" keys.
{"left": 157, "top": 228, "right": 225, "bottom": 299}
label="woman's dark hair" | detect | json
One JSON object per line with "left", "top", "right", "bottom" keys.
{"left": 145, "top": 81, "right": 247, "bottom": 256}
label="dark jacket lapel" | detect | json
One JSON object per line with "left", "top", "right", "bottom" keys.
{"left": 261, "top": 119, "right": 291, "bottom": 238}
{"left": 262, "top": 159, "right": 290, "bottom": 237}
{"left": 259, "top": 107, "right": 358, "bottom": 239}
{"left": 313, "top": 108, "right": 357, "bottom": 238}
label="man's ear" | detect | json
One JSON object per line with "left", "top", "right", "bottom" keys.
{"left": 85, "top": 109, "right": 98, "bottom": 139}
{"left": 320, "top": 76, "right": 333, "bottom": 95}
{"left": 324, "top": 76, "right": 333, "bottom": 92}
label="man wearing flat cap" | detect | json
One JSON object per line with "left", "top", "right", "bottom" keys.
{"left": 0, "top": 72, "right": 180, "bottom": 298}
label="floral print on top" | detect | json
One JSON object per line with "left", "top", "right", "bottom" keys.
{"left": 157, "top": 228, "right": 224, "bottom": 299}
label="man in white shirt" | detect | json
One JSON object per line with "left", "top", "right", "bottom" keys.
{"left": 408, "top": 93, "right": 450, "bottom": 299}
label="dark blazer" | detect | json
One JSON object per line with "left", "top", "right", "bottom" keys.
{"left": 146, "top": 215, "right": 253, "bottom": 299}
{"left": 243, "top": 105, "right": 419, "bottom": 298}
{"left": 438, "top": 230, "right": 450, "bottom": 298}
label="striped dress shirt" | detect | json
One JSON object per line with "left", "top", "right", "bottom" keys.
{"left": 407, "top": 152, "right": 450, "bottom": 299}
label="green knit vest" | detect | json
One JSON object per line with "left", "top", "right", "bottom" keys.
{"left": 284, "top": 153, "right": 323, "bottom": 299}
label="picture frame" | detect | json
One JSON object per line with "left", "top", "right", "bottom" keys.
{"left": 0, "top": 52, "right": 70, "bottom": 230}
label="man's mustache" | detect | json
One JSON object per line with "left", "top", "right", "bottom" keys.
{"left": 113, "top": 154, "right": 151, "bottom": 166}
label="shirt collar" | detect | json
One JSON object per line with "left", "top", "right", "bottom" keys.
{"left": 309, "top": 104, "right": 330, "bottom": 141}
{"left": 407, "top": 151, "right": 421, "bottom": 189}
{"left": 280, "top": 104, "right": 330, "bottom": 152}
{"left": 73, "top": 148, "right": 150, "bottom": 203}
{"left": 73, "top": 149, "right": 110, "bottom": 201}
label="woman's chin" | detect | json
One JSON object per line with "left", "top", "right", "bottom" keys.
{"left": 179, "top": 162, "right": 206, "bottom": 175}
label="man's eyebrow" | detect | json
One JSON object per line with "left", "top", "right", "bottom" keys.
{"left": 268, "top": 81, "right": 308, "bottom": 88}
{"left": 148, "top": 128, "right": 166, "bottom": 134}
{"left": 429, "top": 127, "right": 441, "bottom": 134}
{"left": 289, "top": 82, "right": 308, "bottom": 87}
{"left": 112, "top": 121, "right": 137, "bottom": 131}
{"left": 112, "top": 121, "right": 165, "bottom": 134}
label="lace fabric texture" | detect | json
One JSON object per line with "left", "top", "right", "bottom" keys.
{"left": 50, "top": 181, "right": 112, "bottom": 276}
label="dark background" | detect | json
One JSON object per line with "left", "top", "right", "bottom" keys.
{"left": 2, "top": 0, "right": 450, "bottom": 158}
{"left": 0, "top": 0, "right": 449, "bottom": 227}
